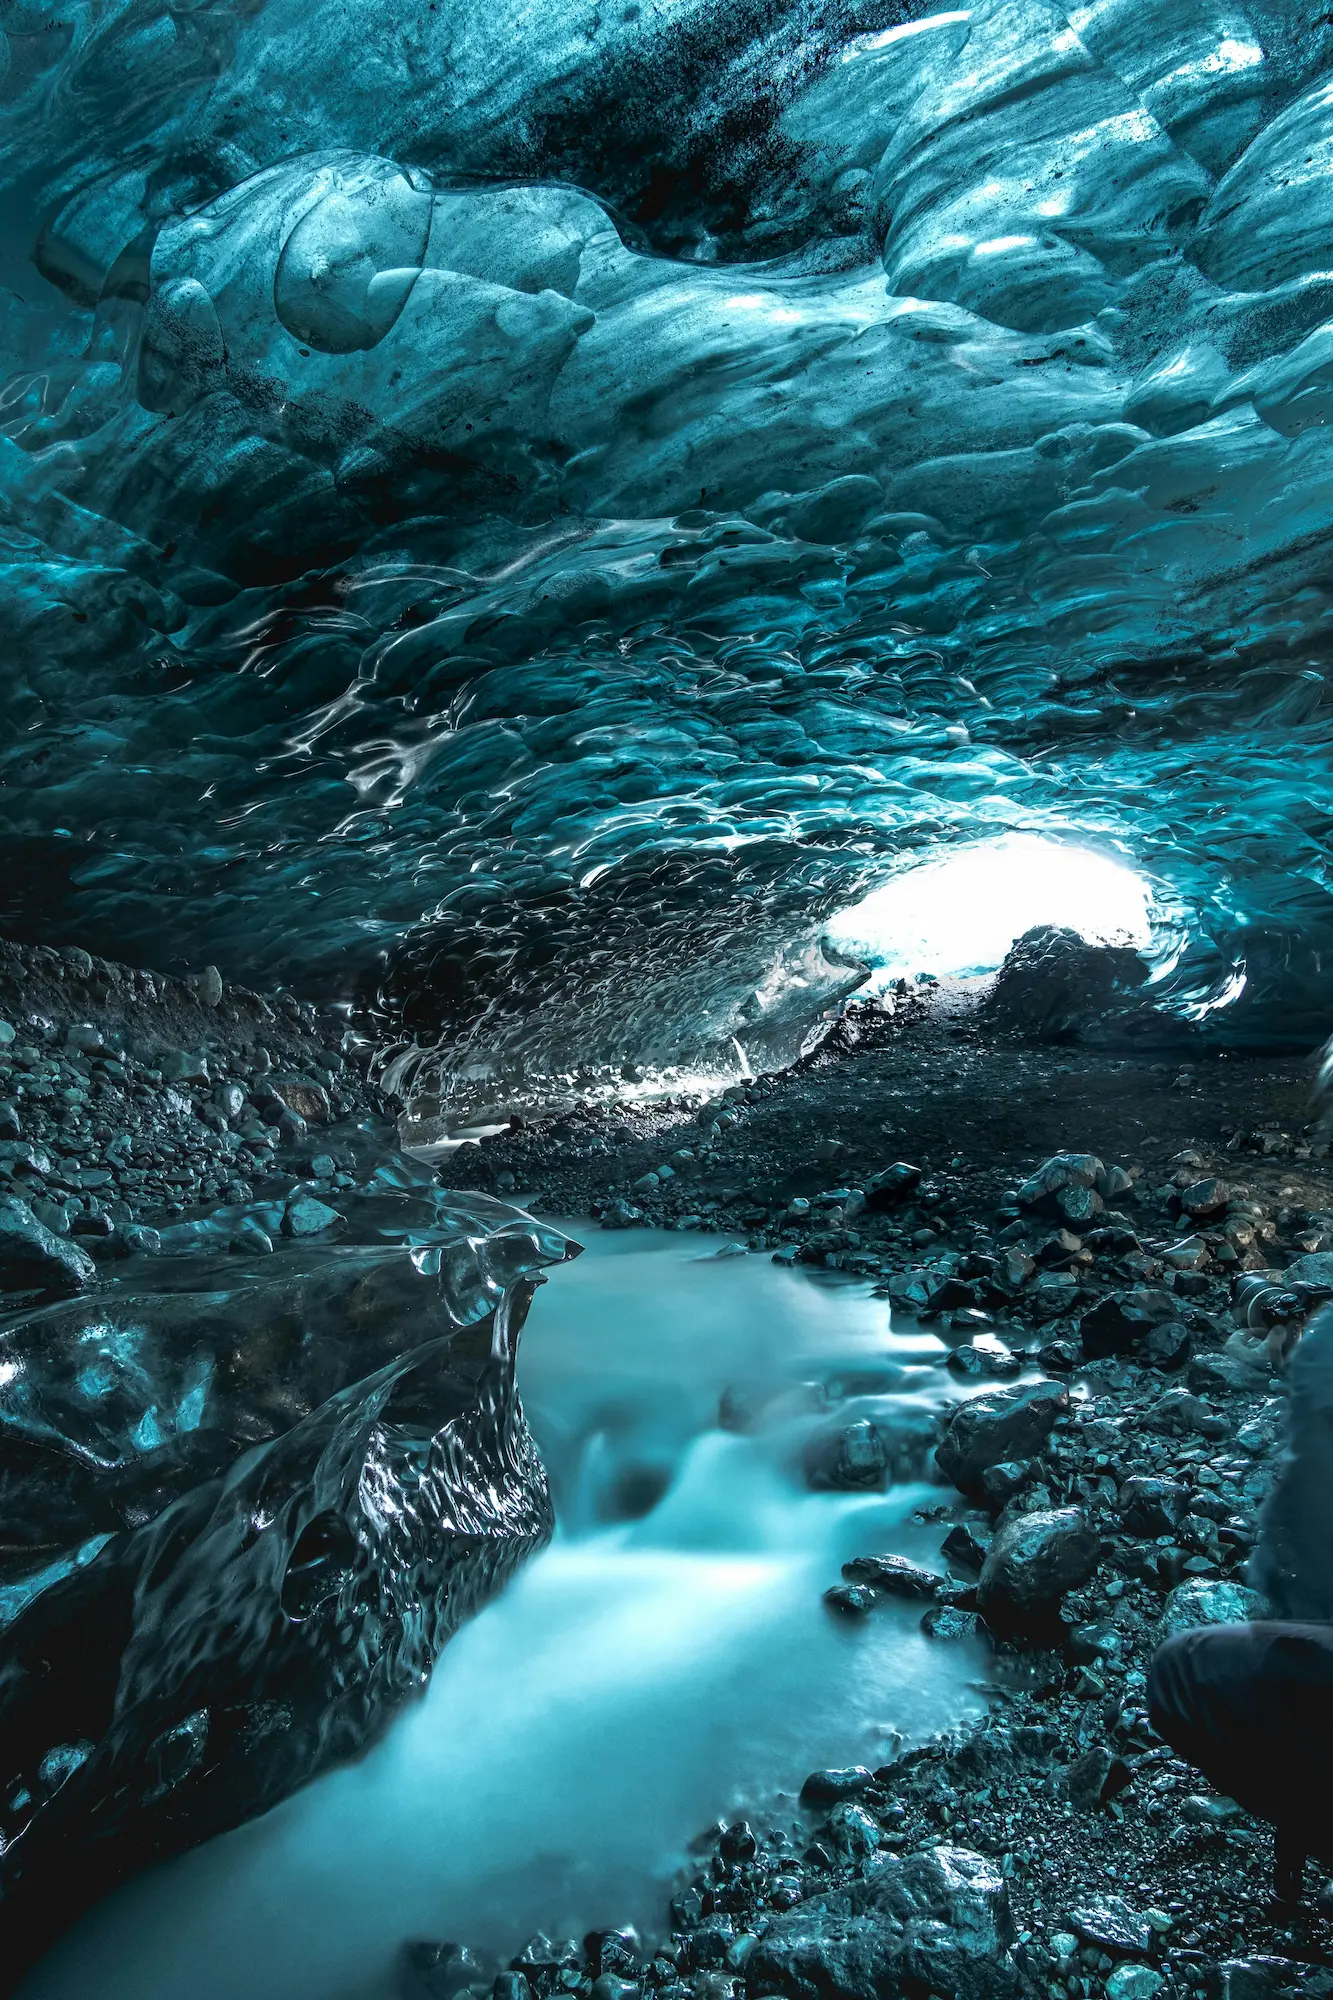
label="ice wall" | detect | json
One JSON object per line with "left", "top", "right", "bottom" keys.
{"left": 4, "top": 0, "right": 1333, "bottom": 1095}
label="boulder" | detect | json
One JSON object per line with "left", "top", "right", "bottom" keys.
{"left": 985, "top": 925, "right": 1149, "bottom": 1043}
{"left": 935, "top": 1380, "right": 1068, "bottom": 1490}
{"left": 806, "top": 1419, "right": 887, "bottom": 1491}
{"left": 977, "top": 1507, "right": 1098, "bottom": 1624}
{"left": 800, "top": 1767, "right": 877, "bottom": 1805}
{"left": 1016, "top": 1152, "right": 1103, "bottom": 1210}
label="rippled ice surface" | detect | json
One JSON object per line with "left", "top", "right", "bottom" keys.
{"left": 23, "top": 1231, "right": 985, "bottom": 2000}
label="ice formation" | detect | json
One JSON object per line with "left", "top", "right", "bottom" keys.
{"left": 4, "top": 0, "right": 1333, "bottom": 1104}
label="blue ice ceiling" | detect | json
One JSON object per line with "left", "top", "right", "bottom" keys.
{"left": 4, "top": 0, "right": 1333, "bottom": 1095}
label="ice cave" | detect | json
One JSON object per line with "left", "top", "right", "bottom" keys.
{"left": 4, "top": 0, "right": 1333, "bottom": 1994}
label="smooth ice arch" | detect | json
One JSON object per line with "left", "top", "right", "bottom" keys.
{"left": 3, "top": 0, "right": 1333, "bottom": 1111}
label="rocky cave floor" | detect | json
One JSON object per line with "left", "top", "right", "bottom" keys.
{"left": 4, "top": 943, "right": 1333, "bottom": 2000}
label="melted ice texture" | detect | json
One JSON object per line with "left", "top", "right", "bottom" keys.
{"left": 4, "top": 0, "right": 1333, "bottom": 1092}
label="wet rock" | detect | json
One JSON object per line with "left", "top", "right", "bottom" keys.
{"left": 806, "top": 1419, "right": 887, "bottom": 1491}
{"left": 1160, "top": 1579, "right": 1267, "bottom": 1635}
{"left": 823, "top": 1583, "right": 876, "bottom": 1617}
{"left": 947, "top": 1334, "right": 1020, "bottom": 1380}
{"left": 1038, "top": 1339, "right": 1078, "bottom": 1373}
{"left": 942, "top": 1521, "right": 992, "bottom": 1572}
{"left": 399, "top": 1941, "right": 488, "bottom": 2000}
{"left": 921, "top": 1605, "right": 985, "bottom": 1642}
{"left": 1143, "top": 1320, "right": 1192, "bottom": 1371}
{"left": 1068, "top": 1895, "right": 1153, "bottom": 1955}
{"left": 1107, "top": 1968, "right": 1164, "bottom": 2000}
{"left": 0, "top": 1194, "right": 97, "bottom": 1296}
{"left": 1118, "top": 1477, "right": 1190, "bottom": 1537}
{"left": 977, "top": 1507, "right": 1098, "bottom": 1625}
{"left": 840, "top": 1554, "right": 944, "bottom": 1600}
{"left": 979, "top": 1459, "right": 1034, "bottom": 1509}
{"left": 935, "top": 1380, "right": 1068, "bottom": 1491}
{"left": 800, "top": 1767, "right": 876, "bottom": 1805}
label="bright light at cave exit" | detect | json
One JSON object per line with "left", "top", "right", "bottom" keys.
{"left": 824, "top": 834, "right": 1155, "bottom": 989}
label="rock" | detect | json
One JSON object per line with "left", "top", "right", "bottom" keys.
{"left": 986, "top": 926, "right": 1148, "bottom": 1042}
{"left": 587, "top": 1929, "right": 640, "bottom": 1977}
{"left": 1106, "top": 1969, "right": 1164, "bottom": 2000}
{"left": 1208, "top": 1959, "right": 1303, "bottom": 2000}
{"left": 1280, "top": 1251, "right": 1333, "bottom": 1290}
{"left": 121, "top": 1223, "right": 162, "bottom": 1255}
{"left": 159, "top": 1049, "right": 210, "bottom": 1084}
{"left": 1118, "top": 1477, "right": 1190, "bottom": 1537}
{"left": 1063, "top": 1745, "right": 1133, "bottom": 1811}
{"left": 751, "top": 1845, "right": 1018, "bottom": 2000}
{"left": 399, "top": 1941, "right": 488, "bottom": 2000}
{"left": 0, "top": 1102, "right": 19, "bottom": 1139}
{"left": 1190, "top": 1349, "right": 1264, "bottom": 1397}
{"left": 281, "top": 1193, "right": 345, "bottom": 1238}
{"left": 826, "top": 1803, "right": 880, "bottom": 1858}
{"left": 1057, "top": 1184, "right": 1104, "bottom": 1228}
{"left": 1178, "top": 1795, "right": 1245, "bottom": 1826}
{"left": 1080, "top": 1290, "right": 1179, "bottom": 1358}
{"left": 935, "top": 1380, "right": 1068, "bottom": 1490}
{"left": 841, "top": 1554, "right": 944, "bottom": 1600}
{"left": 947, "top": 1334, "right": 1020, "bottom": 1380}
{"left": 0, "top": 1021, "right": 13, "bottom": 1046}
{"left": 1160, "top": 1579, "right": 1267, "bottom": 1635}
{"left": 1031, "top": 1271, "right": 1080, "bottom": 1319}
{"left": 979, "top": 1459, "right": 1033, "bottom": 1508}
{"left": 823, "top": 1583, "right": 876, "bottom": 1616}
{"left": 1179, "top": 1177, "right": 1229, "bottom": 1219}
{"left": 1017, "top": 1152, "right": 1104, "bottom": 1209}
{"left": 1143, "top": 1319, "right": 1192, "bottom": 1371}
{"left": 921, "top": 1605, "right": 984, "bottom": 1641}
{"left": 1069, "top": 1895, "right": 1153, "bottom": 1955}
{"left": 188, "top": 965, "right": 224, "bottom": 1008}
{"left": 0, "top": 1195, "right": 97, "bottom": 1295}
{"left": 1038, "top": 1339, "right": 1078, "bottom": 1372}
{"left": 942, "top": 1520, "right": 992, "bottom": 1571}
{"left": 800, "top": 1767, "right": 876, "bottom": 1805}
{"left": 1099, "top": 1165, "right": 1136, "bottom": 1202}
{"left": 864, "top": 1163, "right": 923, "bottom": 1211}
{"left": 806, "top": 1419, "right": 886, "bottom": 1491}
{"left": 1145, "top": 1389, "right": 1229, "bottom": 1440}
{"left": 977, "top": 1507, "right": 1098, "bottom": 1624}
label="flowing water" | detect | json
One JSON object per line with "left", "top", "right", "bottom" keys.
{"left": 22, "top": 1229, "right": 987, "bottom": 2000}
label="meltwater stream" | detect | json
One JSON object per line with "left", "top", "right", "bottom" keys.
{"left": 23, "top": 1231, "right": 986, "bottom": 2000}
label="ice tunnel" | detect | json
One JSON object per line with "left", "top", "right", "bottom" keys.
{"left": 5, "top": 0, "right": 1333, "bottom": 1109}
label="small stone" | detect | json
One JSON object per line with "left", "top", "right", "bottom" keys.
{"left": 1178, "top": 1794, "right": 1244, "bottom": 1826}
{"left": 1063, "top": 1745, "right": 1133, "bottom": 1811}
{"left": 864, "top": 1162, "right": 924, "bottom": 1210}
{"left": 281, "top": 1194, "right": 344, "bottom": 1238}
{"left": 806, "top": 1418, "right": 886, "bottom": 1490}
{"left": 1179, "top": 1177, "right": 1229, "bottom": 1219}
{"left": 942, "top": 1520, "right": 992, "bottom": 1571}
{"left": 214, "top": 1080, "right": 246, "bottom": 1121}
{"left": 310, "top": 1153, "right": 337, "bottom": 1180}
{"left": 0, "top": 1102, "right": 19, "bottom": 1139}
{"left": 122, "top": 1223, "right": 162, "bottom": 1255}
{"left": 0, "top": 1021, "right": 14, "bottom": 1046}
{"left": 1017, "top": 1153, "right": 1103, "bottom": 1209}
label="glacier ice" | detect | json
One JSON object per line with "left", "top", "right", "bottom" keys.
{"left": 3, "top": 0, "right": 1333, "bottom": 1103}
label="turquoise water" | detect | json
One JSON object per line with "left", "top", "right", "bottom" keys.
{"left": 23, "top": 1230, "right": 985, "bottom": 2000}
